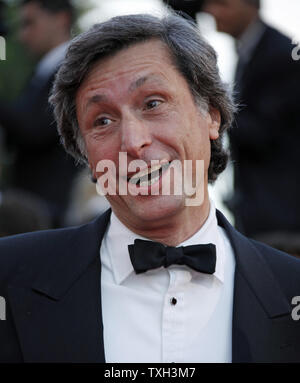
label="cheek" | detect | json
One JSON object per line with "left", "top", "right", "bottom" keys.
{"left": 159, "top": 110, "right": 190, "bottom": 144}
{"left": 188, "top": 124, "right": 211, "bottom": 161}
{"left": 36, "top": 21, "right": 48, "bottom": 36}
{"left": 85, "top": 134, "right": 120, "bottom": 172}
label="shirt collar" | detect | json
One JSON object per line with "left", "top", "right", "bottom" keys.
{"left": 105, "top": 212, "right": 148, "bottom": 285}
{"left": 105, "top": 200, "right": 225, "bottom": 285}
{"left": 236, "top": 18, "right": 266, "bottom": 63}
{"left": 178, "top": 201, "right": 225, "bottom": 282}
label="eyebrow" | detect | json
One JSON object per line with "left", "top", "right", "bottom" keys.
{"left": 86, "top": 94, "right": 108, "bottom": 109}
{"left": 85, "top": 74, "right": 167, "bottom": 110}
{"left": 129, "top": 74, "right": 167, "bottom": 92}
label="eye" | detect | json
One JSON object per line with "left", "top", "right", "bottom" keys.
{"left": 93, "top": 116, "right": 112, "bottom": 127}
{"left": 145, "top": 99, "right": 162, "bottom": 110}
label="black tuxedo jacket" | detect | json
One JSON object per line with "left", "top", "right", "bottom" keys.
{"left": 0, "top": 209, "right": 300, "bottom": 363}
{"left": 229, "top": 22, "right": 300, "bottom": 237}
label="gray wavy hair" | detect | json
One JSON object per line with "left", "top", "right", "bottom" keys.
{"left": 50, "top": 12, "right": 235, "bottom": 183}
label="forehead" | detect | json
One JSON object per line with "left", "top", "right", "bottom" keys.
{"left": 76, "top": 39, "right": 190, "bottom": 105}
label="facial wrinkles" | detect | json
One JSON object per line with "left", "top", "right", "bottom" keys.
{"left": 79, "top": 72, "right": 165, "bottom": 121}
{"left": 77, "top": 44, "right": 182, "bottom": 119}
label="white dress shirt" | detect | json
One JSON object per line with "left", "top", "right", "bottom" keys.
{"left": 100, "top": 201, "right": 236, "bottom": 362}
{"left": 34, "top": 41, "right": 69, "bottom": 81}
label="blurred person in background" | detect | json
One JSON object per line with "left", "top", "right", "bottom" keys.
{"left": 0, "top": 0, "right": 80, "bottom": 227}
{"left": 203, "top": 0, "right": 300, "bottom": 242}
{"left": 64, "top": 169, "right": 110, "bottom": 226}
{"left": 0, "top": 189, "right": 51, "bottom": 237}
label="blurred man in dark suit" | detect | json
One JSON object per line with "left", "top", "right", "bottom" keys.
{"left": 0, "top": 0, "right": 79, "bottom": 226}
{"left": 204, "top": 0, "right": 300, "bottom": 240}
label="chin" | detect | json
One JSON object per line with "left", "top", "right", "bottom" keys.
{"left": 128, "top": 194, "right": 185, "bottom": 223}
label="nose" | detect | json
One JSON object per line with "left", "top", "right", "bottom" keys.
{"left": 120, "top": 112, "right": 152, "bottom": 158}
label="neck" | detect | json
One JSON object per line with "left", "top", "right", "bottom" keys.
{"left": 38, "top": 33, "right": 69, "bottom": 59}
{"left": 112, "top": 190, "right": 211, "bottom": 247}
{"left": 237, "top": 12, "right": 260, "bottom": 38}
{"left": 48, "top": 34, "right": 69, "bottom": 52}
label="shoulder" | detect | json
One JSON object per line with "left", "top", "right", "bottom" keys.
{"left": 249, "top": 239, "right": 300, "bottom": 289}
{"left": 0, "top": 209, "right": 111, "bottom": 288}
{"left": 217, "top": 209, "right": 300, "bottom": 295}
{"left": 263, "top": 24, "right": 291, "bottom": 50}
{"left": 0, "top": 226, "right": 81, "bottom": 283}
{"left": 0, "top": 209, "right": 111, "bottom": 285}
{"left": 250, "top": 237, "right": 300, "bottom": 268}
{"left": 259, "top": 23, "right": 296, "bottom": 63}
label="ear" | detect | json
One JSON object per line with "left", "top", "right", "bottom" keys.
{"left": 89, "top": 164, "right": 97, "bottom": 182}
{"left": 208, "top": 107, "right": 221, "bottom": 140}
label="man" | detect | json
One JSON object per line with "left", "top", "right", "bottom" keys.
{"left": 0, "top": 13, "right": 299, "bottom": 363}
{"left": 203, "top": 0, "right": 300, "bottom": 239}
{"left": 0, "top": 0, "right": 79, "bottom": 226}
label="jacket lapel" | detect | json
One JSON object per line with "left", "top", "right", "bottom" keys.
{"left": 8, "top": 210, "right": 111, "bottom": 363}
{"left": 217, "top": 210, "right": 298, "bottom": 362}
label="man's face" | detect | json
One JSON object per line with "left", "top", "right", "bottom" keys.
{"left": 76, "top": 40, "right": 220, "bottom": 229}
{"left": 19, "top": 1, "right": 62, "bottom": 57}
{"left": 203, "top": 0, "right": 255, "bottom": 38}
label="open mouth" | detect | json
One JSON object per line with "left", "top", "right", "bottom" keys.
{"left": 127, "top": 162, "right": 171, "bottom": 187}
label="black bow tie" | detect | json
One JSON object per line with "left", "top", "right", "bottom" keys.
{"left": 128, "top": 239, "right": 216, "bottom": 274}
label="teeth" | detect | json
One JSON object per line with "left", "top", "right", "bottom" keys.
{"left": 161, "top": 162, "right": 170, "bottom": 172}
{"left": 128, "top": 161, "right": 171, "bottom": 185}
{"left": 131, "top": 164, "right": 162, "bottom": 180}
{"left": 139, "top": 173, "right": 160, "bottom": 187}
{"left": 129, "top": 165, "right": 161, "bottom": 184}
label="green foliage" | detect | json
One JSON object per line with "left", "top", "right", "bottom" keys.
{"left": 0, "top": 1, "right": 35, "bottom": 100}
